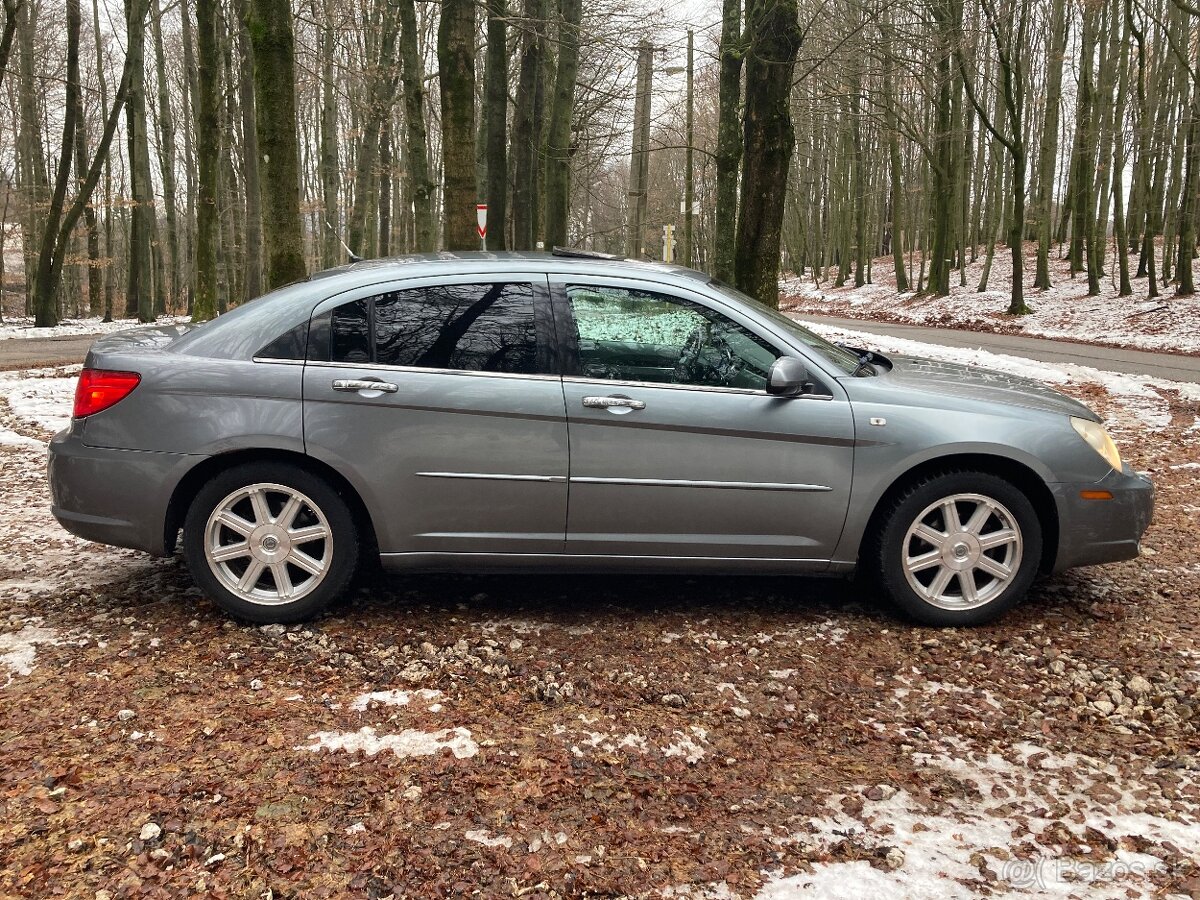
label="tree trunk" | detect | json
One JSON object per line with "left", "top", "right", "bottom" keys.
{"left": 236, "top": 0, "right": 262, "bottom": 300}
{"left": 484, "top": 0, "right": 508, "bottom": 250}
{"left": 733, "top": 0, "right": 801, "bottom": 306}
{"left": 511, "top": 0, "right": 546, "bottom": 250}
{"left": 194, "top": 0, "right": 220, "bottom": 321}
{"left": 125, "top": 0, "right": 155, "bottom": 322}
{"left": 348, "top": 0, "right": 400, "bottom": 257}
{"left": 714, "top": 0, "right": 742, "bottom": 282}
{"left": 248, "top": 0, "right": 306, "bottom": 287}
{"left": 73, "top": 4, "right": 101, "bottom": 317}
{"left": 543, "top": 0, "right": 582, "bottom": 249}
{"left": 151, "top": 0, "right": 179, "bottom": 307}
{"left": 1034, "top": 0, "right": 1067, "bottom": 289}
{"left": 397, "top": 0, "right": 433, "bottom": 252}
{"left": 33, "top": 0, "right": 79, "bottom": 327}
{"left": 438, "top": 0, "right": 477, "bottom": 249}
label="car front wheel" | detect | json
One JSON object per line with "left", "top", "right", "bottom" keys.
{"left": 182, "top": 462, "right": 359, "bottom": 623}
{"left": 873, "top": 471, "right": 1042, "bottom": 626}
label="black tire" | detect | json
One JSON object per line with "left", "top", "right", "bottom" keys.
{"left": 871, "top": 470, "right": 1042, "bottom": 627}
{"left": 182, "top": 461, "right": 360, "bottom": 624}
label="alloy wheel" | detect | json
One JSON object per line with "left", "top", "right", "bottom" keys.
{"left": 901, "top": 492, "right": 1023, "bottom": 611}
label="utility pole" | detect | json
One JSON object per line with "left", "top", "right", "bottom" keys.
{"left": 683, "top": 29, "right": 694, "bottom": 268}
{"left": 625, "top": 39, "right": 653, "bottom": 259}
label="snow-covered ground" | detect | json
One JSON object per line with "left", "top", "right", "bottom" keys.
{"left": 0, "top": 314, "right": 190, "bottom": 341}
{"left": 781, "top": 243, "right": 1200, "bottom": 355}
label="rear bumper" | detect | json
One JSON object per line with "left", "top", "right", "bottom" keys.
{"left": 1050, "top": 466, "right": 1154, "bottom": 572}
{"left": 47, "top": 426, "right": 200, "bottom": 556}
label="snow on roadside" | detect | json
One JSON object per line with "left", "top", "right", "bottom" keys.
{"left": 0, "top": 315, "right": 190, "bottom": 341}
{"left": 798, "top": 319, "right": 1200, "bottom": 432}
{"left": 780, "top": 243, "right": 1200, "bottom": 355}
{"left": 0, "top": 366, "right": 80, "bottom": 435}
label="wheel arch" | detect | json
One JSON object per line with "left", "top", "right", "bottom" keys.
{"left": 859, "top": 453, "right": 1059, "bottom": 574}
{"left": 164, "top": 448, "right": 380, "bottom": 558}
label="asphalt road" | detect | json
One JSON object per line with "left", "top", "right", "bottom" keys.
{"left": 2, "top": 317, "right": 1199, "bottom": 384}
{"left": 795, "top": 313, "right": 1200, "bottom": 384}
{"left": 0, "top": 334, "right": 98, "bottom": 371}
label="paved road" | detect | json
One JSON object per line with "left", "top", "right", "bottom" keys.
{"left": 0, "top": 335, "right": 97, "bottom": 371}
{"left": 3, "top": 317, "right": 1200, "bottom": 384}
{"left": 795, "top": 313, "right": 1200, "bottom": 384}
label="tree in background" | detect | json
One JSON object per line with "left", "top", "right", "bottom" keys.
{"left": 438, "top": 0, "right": 476, "bottom": 250}
{"left": 248, "top": 0, "right": 306, "bottom": 287}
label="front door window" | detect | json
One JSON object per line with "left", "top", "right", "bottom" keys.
{"left": 566, "top": 285, "right": 781, "bottom": 390}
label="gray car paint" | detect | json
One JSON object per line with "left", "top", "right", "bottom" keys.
{"left": 48, "top": 252, "right": 1153, "bottom": 580}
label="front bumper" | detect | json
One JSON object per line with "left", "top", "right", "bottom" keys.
{"left": 47, "top": 425, "right": 201, "bottom": 556}
{"left": 1050, "top": 465, "right": 1154, "bottom": 572}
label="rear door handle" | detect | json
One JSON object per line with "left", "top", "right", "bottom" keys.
{"left": 582, "top": 396, "right": 645, "bottom": 410}
{"left": 333, "top": 378, "right": 398, "bottom": 394}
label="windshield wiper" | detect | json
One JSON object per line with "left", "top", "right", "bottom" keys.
{"left": 837, "top": 343, "right": 878, "bottom": 377}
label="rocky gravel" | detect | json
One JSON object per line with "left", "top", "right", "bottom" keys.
{"left": 0, "top": 364, "right": 1198, "bottom": 898}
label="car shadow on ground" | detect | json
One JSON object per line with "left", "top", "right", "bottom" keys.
{"left": 64, "top": 550, "right": 1116, "bottom": 635}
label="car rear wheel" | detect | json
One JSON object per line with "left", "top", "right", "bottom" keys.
{"left": 183, "top": 462, "right": 359, "bottom": 623}
{"left": 872, "top": 471, "right": 1042, "bottom": 626}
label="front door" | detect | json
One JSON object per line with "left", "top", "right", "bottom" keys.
{"left": 552, "top": 276, "right": 855, "bottom": 561}
{"left": 303, "top": 274, "right": 568, "bottom": 557}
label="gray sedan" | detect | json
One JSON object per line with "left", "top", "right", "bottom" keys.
{"left": 48, "top": 251, "right": 1153, "bottom": 626}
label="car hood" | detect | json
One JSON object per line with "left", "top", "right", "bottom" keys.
{"left": 877, "top": 354, "right": 1100, "bottom": 421}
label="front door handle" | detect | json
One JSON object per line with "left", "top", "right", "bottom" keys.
{"left": 582, "top": 395, "right": 645, "bottom": 410}
{"left": 333, "top": 378, "right": 398, "bottom": 394}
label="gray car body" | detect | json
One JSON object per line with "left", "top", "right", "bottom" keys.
{"left": 48, "top": 252, "right": 1153, "bottom": 579}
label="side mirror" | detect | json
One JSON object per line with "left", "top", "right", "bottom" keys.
{"left": 766, "top": 357, "right": 812, "bottom": 398}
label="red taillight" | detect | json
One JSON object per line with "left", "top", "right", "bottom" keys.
{"left": 73, "top": 368, "right": 141, "bottom": 418}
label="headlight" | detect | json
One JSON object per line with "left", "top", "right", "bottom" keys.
{"left": 1071, "top": 417, "right": 1122, "bottom": 471}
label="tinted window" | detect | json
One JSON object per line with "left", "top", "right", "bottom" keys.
{"left": 331, "top": 299, "right": 371, "bottom": 363}
{"left": 567, "top": 285, "right": 780, "bottom": 390}
{"left": 329, "top": 283, "right": 540, "bottom": 375}
{"left": 256, "top": 320, "right": 309, "bottom": 360}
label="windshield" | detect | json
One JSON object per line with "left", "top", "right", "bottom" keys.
{"left": 706, "top": 280, "right": 863, "bottom": 375}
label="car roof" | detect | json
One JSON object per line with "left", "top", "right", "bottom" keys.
{"left": 307, "top": 250, "right": 711, "bottom": 287}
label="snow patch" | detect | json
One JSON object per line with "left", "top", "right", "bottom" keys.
{"left": 464, "top": 828, "right": 512, "bottom": 849}
{"left": 300, "top": 725, "right": 479, "bottom": 759}
{"left": 349, "top": 688, "right": 443, "bottom": 711}
{"left": 0, "top": 625, "right": 61, "bottom": 684}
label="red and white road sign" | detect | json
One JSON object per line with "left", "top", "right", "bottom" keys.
{"left": 476, "top": 204, "right": 488, "bottom": 240}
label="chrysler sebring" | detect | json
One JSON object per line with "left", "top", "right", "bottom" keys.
{"left": 48, "top": 251, "right": 1153, "bottom": 626}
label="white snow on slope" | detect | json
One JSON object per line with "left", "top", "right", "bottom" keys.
{"left": 0, "top": 315, "right": 190, "bottom": 341}
{"left": 780, "top": 244, "right": 1200, "bottom": 354}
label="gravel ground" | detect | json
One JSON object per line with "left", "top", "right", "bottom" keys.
{"left": 0, "top": 362, "right": 1198, "bottom": 899}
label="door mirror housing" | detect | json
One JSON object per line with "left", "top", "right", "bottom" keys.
{"left": 766, "top": 357, "right": 812, "bottom": 398}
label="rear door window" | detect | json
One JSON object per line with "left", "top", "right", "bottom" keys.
{"left": 328, "top": 282, "right": 541, "bottom": 374}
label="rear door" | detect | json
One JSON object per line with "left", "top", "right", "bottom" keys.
{"left": 550, "top": 275, "right": 855, "bottom": 562}
{"left": 302, "top": 274, "right": 568, "bottom": 557}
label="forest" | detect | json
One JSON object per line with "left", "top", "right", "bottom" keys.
{"left": 1, "top": 0, "right": 1199, "bottom": 326}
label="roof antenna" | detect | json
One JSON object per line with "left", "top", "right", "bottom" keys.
{"left": 325, "top": 219, "right": 362, "bottom": 264}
